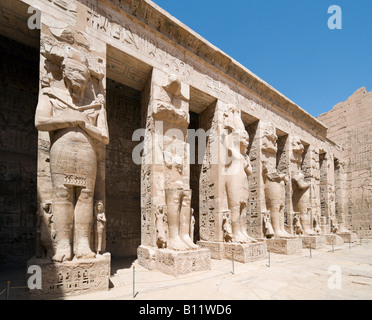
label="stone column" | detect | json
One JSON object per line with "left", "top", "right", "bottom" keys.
{"left": 29, "top": 3, "right": 110, "bottom": 298}
{"left": 276, "top": 134, "right": 291, "bottom": 234}
{"left": 319, "top": 152, "right": 336, "bottom": 233}
{"left": 246, "top": 121, "right": 264, "bottom": 238}
{"left": 197, "top": 103, "right": 267, "bottom": 262}
{"left": 301, "top": 146, "right": 322, "bottom": 233}
{"left": 334, "top": 159, "right": 348, "bottom": 230}
{"left": 199, "top": 100, "right": 227, "bottom": 243}
{"left": 138, "top": 68, "right": 211, "bottom": 275}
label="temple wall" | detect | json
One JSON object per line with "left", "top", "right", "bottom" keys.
{"left": 319, "top": 88, "right": 372, "bottom": 237}
{"left": 0, "top": 35, "right": 39, "bottom": 266}
{"left": 105, "top": 79, "right": 141, "bottom": 257}
{"left": 0, "top": 0, "right": 353, "bottom": 270}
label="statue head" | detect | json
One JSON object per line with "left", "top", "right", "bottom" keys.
{"left": 291, "top": 136, "right": 304, "bottom": 154}
{"left": 95, "top": 200, "right": 104, "bottom": 214}
{"left": 62, "top": 47, "right": 90, "bottom": 100}
{"left": 261, "top": 122, "right": 278, "bottom": 154}
{"left": 240, "top": 129, "right": 249, "bottom": 148}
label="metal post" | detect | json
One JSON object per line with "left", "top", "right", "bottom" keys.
{"left": 332, "top": 239, "right": 335, "bottom": 253}
{"left": 232, "top": 253, "right": 234, "bottom": 275}
{"left": 310, "top": 244, "right": 312, "bottom": 258}
{"left": 267, "top": 250, "right": 271, "bottom": 268}
{"left": 6, "top": 281, "right": 10, "bottom": 301}
{"left": 133, "top": 266, "right": 135, "bottom": 299}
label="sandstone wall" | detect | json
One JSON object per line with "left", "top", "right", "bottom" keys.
{"left": 319, "top": 88, "right": 372, "bottom": 237}
{"left": 0, "top": 35, "right": 39, "bottom": 266}
{"left": 106, "top": 79, "right": 142, "bottom": 257}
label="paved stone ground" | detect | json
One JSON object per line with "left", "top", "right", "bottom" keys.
{"left": 1, "top": 242, "right": 371, "bottom": 300}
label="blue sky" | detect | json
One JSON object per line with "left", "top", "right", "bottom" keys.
{"left": 152, "top": 0, "right": 372, "bottom": 117}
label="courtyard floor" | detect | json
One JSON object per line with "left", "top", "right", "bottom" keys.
{"left": 1, "top": 241, "right": 372, "bottom": 300}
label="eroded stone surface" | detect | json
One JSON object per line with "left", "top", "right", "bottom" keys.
{"left": 0, "top": 0, "right": 368, "bottom": 298}
{"left": 138, "top": 246, "right": 211, "bottom": 276}
{"left": 27, "top": 253, "right": 111, "bottom": 299}
{"left": 301, "top": 235, "right": 327, "bottom": 249}
{"left": 266, "top": 238, "right": 303, "bottom": 255}
{"left": 319, "top": 88, "right": 372, "bottom": 238}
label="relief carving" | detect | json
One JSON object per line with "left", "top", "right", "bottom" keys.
{"left": 94, "top": 200, "right": 106, "bottom": 255}
{"left": 36, "top": 201, "right": 54, "bottom": 259}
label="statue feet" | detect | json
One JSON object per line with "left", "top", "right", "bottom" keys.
{"left": 168, "top": 236, "right": 190, "bottom": 251}
{"left": 232, "top": 232, "right": 247, "bottom": 244}
{"left": 274, "top": 229, "right": 292, "bottom": 239}
{"left": 241, "top": 231, "right": 258, "bottom": 243}
{"left": 180, "top": 235, "right": 199, "bottom": 250}
{"left": 280, "top": 229, "right": 296, "bottom": 239}
{"left": 302, "top": 228, "right": 317, "bottom": 236}
{"left": 52, "top": 248, "right": 72, "bottom": 262}
{"left": 75, "top": 246, "right": 96, "bottom": 260}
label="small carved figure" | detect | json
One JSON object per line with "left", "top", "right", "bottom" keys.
{"left": 330, "top": 218, "right": 339, "bottom": 234}
{"left": 155, "top": 206, "right": 167, "bottom": 249}
{"left": 293, "top": 213, "right": 304, "bottom": 236}
{"left": 263, "top": 211, "right": 275, "bottom": 239}
{"left": 190, "top": 208, "right": 195, "bottom": 243}
{"left": 36, "top": 201, "right": 54, "bottom": 259}
{"left": 222, "top": 211, "right": 233, "bottom": 243}
{"left": 313, "top": 216, "right": 322, "bottom": 234}
{"left": 94, "top": 201, "right": 106, "bottom": 255}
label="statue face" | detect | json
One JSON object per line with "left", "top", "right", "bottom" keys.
{"left": 97, "top": 202, "right": 104, "bottom": 212}
{"left": 63, "top": 59, "right": 90, "bottom": 96}
{"left": 240, "top": 130, "right": 249, "bottom": 150}
{"left": 292, "top": 137, "right": 304, "bottom": 154}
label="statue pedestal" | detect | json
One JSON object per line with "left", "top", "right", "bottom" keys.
{"left": 197, "top": 241, "right": 267, "bottom": 263}
{"left": 301, "top": 235, "right": 326, "bottom": 249}
{"left": 325, "top": 234, "right": 344, "bottom": 247}
{"left": 27, "top": 253, "right": 111, "bottom": 299}
{"left": 224, "top": 242, "right": 267, "bottom": 263}
{"left": 196, "top": 241, "right": 225, "bottom": 260}
{"left": 266, "top": 238, "right": 303, "bottom": 255}
{"left": 337, "top": 232, "right": 358, "bottom": 243}
{"left": 137, "top": 246, "right": 211, "bottom": 276}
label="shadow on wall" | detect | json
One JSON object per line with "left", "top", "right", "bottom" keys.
{"left": 0, "top": 34, "right": 40, "bottom": 268}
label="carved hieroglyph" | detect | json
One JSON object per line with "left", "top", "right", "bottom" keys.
{"left": 261, "top": 122, "right": 293, "bottom": 239}
{"left": 35, "top": 24, "right": 108, "bottom": 262}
